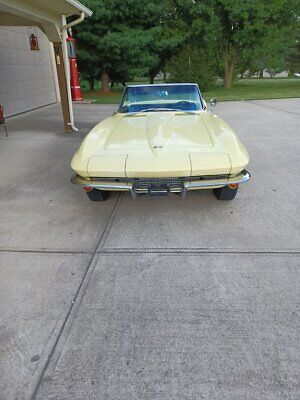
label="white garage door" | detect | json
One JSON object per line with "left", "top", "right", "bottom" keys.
{"left": 0, "top": 26, "right": 58, "bottom": 117}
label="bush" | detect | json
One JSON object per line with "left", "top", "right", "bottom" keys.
{"left": 166, "top": 45, "right": 216, "bottom": 91}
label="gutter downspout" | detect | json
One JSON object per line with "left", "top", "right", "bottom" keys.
{"left": 62, "top": 11, "right": 85, "bottom": 31}
{"left": 61, "top": 12, "right": 85, "bottom": 132}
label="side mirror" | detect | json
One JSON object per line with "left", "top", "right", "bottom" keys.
{"left": 210, "top": 98, "right": 217, "bottom": 111}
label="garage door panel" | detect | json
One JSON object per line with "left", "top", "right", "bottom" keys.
{"left": 0, "top": 27, "right": 58, "bottom": 117}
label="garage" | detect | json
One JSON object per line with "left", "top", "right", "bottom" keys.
{"left": 0, "top": 0, "right": 92, "bottom": 132}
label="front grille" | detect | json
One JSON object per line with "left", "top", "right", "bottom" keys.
{"left": 131, "top": 177, "right": 185, "bottom": 187}
{"left": 92, "top": 175, "right": 229, "bottom": 183}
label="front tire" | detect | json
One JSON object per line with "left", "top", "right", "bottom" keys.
{"left": 214, "top": 185, "right": 238, "bottom": 200}
{"left": 85, "top": 189, "right": 110, "bottom": 202}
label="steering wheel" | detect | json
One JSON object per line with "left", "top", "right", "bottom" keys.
{"left": 175, "top": 100, "right": 195, "bottom": 110}
{"left": 176, "top": 100, "right": 191, "bottom": 105}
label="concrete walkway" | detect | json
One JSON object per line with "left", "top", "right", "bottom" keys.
{"left": 0, "top": 99, "right": 299, "bottom": 400}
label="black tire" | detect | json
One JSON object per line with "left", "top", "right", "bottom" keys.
{"left": 214, "top": 185, "right": 238, "bottom": 200}
{"left": 86, "top": 189, "right": 110, "bottom": 202}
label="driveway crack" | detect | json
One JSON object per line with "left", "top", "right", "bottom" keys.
{"left": 30, "top": 193, "right": 122, "bottom": 400}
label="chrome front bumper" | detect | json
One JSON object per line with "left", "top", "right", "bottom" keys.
{"left": 71, "top": 170, "right": 250, "bottom": 195}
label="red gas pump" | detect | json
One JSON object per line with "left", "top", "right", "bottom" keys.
{"left": 66, "top": 34, "right": 83, "bottom": 101}
{"left": 0, "top": 105, "right": 8, "bottom": 137}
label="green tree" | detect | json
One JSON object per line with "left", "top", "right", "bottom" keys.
{"left": 210, "top": 0, "right": 298, "bottom": 87}
{"left": 172, "top": 0, "right": 298, "bottom": 88}
{"left": 146, "top": 2, "right": 186, "bottom": 83}
{"left": 164, "top": 0, "right": 219, "bottom": 89}
{"left": 75, "top": 40, "right": 100, "bottom": 90}
{"left": 147, "top": 27, "right": 184, "bottom": 84}
{"left": 239, "top": 27, "right": 294, "bottom": 78}
{"left": 75, "top": 0, "right": 190, "bottom": 89}
{"left": 74, "top": 0, "right": 168, "bottom": 92}
{"left": 167, "top": 45, "right": 217, "bottom": 90}
{"left": 75, "top": 0, "right": 298, "bottom": 90}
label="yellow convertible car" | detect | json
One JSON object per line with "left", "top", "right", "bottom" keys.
{"left": 71, "top": 83, "right": 250, "bottom": 201}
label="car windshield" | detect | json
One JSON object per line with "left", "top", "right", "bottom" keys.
{"left": 119, "top": 84, "right": 203, "bottom": 113}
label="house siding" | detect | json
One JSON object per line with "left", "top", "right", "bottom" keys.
{"left": 0, "top": 26, "right": 58, "bottom": 117}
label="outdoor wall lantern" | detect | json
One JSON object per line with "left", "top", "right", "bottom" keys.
{"left": 29, "top": 33, "right": 39, "bottom": 50}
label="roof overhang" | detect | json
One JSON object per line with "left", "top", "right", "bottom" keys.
{"left": 0, "top": 0, "right": 92, "bottom": 41}
{"left": 64, "top": 0, "right": 92, "bottom": 17}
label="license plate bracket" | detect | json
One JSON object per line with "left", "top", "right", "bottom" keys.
{"left": 148, "top": 184, "right": 169, "bottom": 196}
{"left": 132, "top": 181, "right": 185, "bottom": 197}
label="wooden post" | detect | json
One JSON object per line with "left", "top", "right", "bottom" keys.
{"left": 53, "top": 42, "right": 73, "bottom": 133}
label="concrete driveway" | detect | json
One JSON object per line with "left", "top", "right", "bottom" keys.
{"left": 0, "top": 99, "right": 299, "bottom": 400}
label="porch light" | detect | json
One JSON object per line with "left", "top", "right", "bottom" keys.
{"left": 29, "top": 34, "right": 39, "bottom": 50}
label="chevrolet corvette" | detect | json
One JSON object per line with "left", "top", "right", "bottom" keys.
{"left": 71, "top": 83, "right": 250, "bottom": 201}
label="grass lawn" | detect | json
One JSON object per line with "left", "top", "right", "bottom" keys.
{"left": 83, "top": 78, "right": 300, "bottom": 104}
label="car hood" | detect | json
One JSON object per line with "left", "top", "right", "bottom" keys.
{"left": 104, "top": 112, "right": 213, "bottom": 151}
{"left": 71, "top": 111, "right": 249, "bottom": 178}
